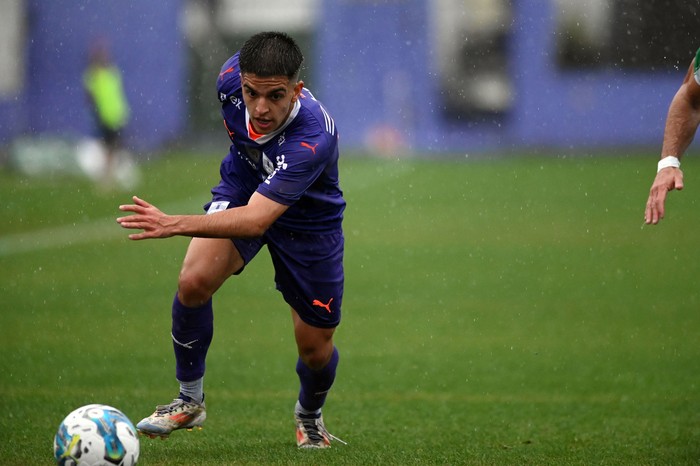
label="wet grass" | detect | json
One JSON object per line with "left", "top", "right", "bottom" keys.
{"left": 1, "top": 150, "right": 699, "bottom": 465}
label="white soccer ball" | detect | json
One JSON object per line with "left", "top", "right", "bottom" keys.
{"left": 53, "top": 404, "right": 140, "bottom": 466}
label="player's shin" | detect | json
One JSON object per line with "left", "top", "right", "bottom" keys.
{"left": 296, "top": 346, "right": 339, "bottom": 413}
{"left": 171, "top": 293, "right": 213, "bottom": 403}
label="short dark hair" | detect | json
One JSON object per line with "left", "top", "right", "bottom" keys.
{"left": 239, "top": 31, "right": 304, "bottom": 80}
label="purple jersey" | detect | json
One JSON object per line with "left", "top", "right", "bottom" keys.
{"left": 215, "top": 52, "right": 345, "bottom": 233}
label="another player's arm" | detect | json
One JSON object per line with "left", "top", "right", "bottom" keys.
{"left": 645, "top": 55, "right": 700, "bottom": 225}
{"left": 117, "top": 192, "right": 288, "bottom": 240}
{"left": 660, "top": 59, "right": 700, "bottom": 161}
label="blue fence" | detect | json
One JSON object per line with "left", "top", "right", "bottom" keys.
{"left": 0, "top": 0, "right": 186, "bottom": 152}
{"left": 0, "top": 0, "right": 688, "bottom": 154}
{"left": 316, "top": 0, "right": 684, "bottom": 153}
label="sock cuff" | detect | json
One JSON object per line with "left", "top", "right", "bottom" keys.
{"left": 297, "top": 346, "right": 339, "bottom": 373}
{"left": 172, "top": 293, "right": 213, "bottom": 326}
{"left": 178, "top": 377, "right": 204, "bottom": 404}
{"left": 173, "top": 292, "right": 213, "bottom": 312}
{"left": 295, "top": 400, "right": 321, "bottom": 417}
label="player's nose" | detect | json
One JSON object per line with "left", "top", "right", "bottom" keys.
{"left": 255, "top": 98, "right": 270, "bottom": 115}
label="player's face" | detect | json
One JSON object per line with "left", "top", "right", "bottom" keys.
{"left": 241, "top": 73, "right": 303, "bottom": 135}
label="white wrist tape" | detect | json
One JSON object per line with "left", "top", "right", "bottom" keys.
{"left": 658, "top": 156, "right": 681, "bottom": 172}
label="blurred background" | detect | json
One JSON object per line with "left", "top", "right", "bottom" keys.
{"left": 0, "top": 0, "right": 698, "bottom": 168}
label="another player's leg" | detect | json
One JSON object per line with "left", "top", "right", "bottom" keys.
{"left": 292, "top": 312, "right": 346, "bottom": 448}
{"left": 137, "top": 237, "right": 244, "bottom": 439}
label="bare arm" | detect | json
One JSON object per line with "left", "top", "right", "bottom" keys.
{"left": 645, "top": 58, "right": 700, "bottom": 225}
{"left": 116, "top": 192, "right": 288, "bottom": 240}
{"left": 660, "top": 62, "right": 700, "bottom": 158}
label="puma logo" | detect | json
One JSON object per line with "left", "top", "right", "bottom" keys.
{"left": 300, "top": 142, "right": 319, "bottom": 154}
{"left": 218, "top": 66, "right": 235, "bottom": 80}
{"left": 312, "top": 298, "right": 333, "bottom": 313}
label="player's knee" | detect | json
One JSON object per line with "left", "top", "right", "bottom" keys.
{"left": 298, "top": 345, "right": 333, "bottom": 370}
{"left": 177, "top": 271, "right": 214, "bottom": 307}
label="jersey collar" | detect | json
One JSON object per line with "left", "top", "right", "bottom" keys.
{"left": 245, "top": 99, "right": 301, "bottom": 145}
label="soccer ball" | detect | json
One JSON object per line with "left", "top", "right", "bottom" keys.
{"left": 53, "top": 404, "right": 140, "bottom": 466}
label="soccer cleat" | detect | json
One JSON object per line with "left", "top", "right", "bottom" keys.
{"left": 136, "top": 395, "right": 206, "bottom": 439}
{"left": 295, "top": 412, "right": 347, "bottom": 449}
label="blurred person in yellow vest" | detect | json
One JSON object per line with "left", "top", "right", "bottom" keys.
{"left": 83, "top": 39, "right": 131, "bottom": 188}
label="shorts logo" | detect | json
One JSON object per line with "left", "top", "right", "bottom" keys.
{"left": 207, "top": 201, "right": 230, "bottom": 214}
{"left": 312, "top": 298, "right": 334, "bottom": 313}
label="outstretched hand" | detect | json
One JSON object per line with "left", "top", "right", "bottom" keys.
{"left": 117, "top": 196, "right": 175, "bottom": 240}
{"left": 645, "top": 168, "right": 684, "bottom": 225}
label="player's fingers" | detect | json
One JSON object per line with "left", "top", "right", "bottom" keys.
{"left": 644, "top": 197, "right": 653, "bottom": 224}
{"left": 129, "top": 229, "right": 165, "bottom": 240}
{"left": 127, "top": 196, "right": 154, "bottom": 210}
{"left": 116, "top": 214, "right": 143, "bottom": 224}
{"left": 674, "top": 177, "right": 684, "bottom": 191}
{"left": 117, "top": 219, "right": 149, "bottom": 231}
{"left": 132, "top": 195, "right": 148, "bottom": 205}
{"left": 118, "top": 203, "right": 144, "bottom": 214}
{"left": 117, "top": 220, "right": 136, "bottom": 229}
{"left": 128, "top": 232, "right": 149, "bottom": 240}
{"left": 652, "top": 188, "right": 668, "bottom": 224}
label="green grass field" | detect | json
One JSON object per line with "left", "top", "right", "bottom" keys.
{"left": 1, "top": 151, "right": 699, "bottom": 465}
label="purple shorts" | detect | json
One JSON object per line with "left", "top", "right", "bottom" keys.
{"left": 204, "top": 197, "right": 344, "bottom": 329}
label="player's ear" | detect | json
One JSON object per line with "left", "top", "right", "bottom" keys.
{"left": 293, "top": 80, "right": 304, "bottom": 100}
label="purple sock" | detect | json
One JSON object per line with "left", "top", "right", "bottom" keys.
{"left": 171, "top": 293, "right": 213, "bottom": 382}
{"left": 296, "top": 347, "right": 339, "bottom": 412}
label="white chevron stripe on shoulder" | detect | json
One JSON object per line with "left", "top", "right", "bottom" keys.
{"left": 320, "top": 105, "right": 335, "bottom": 135}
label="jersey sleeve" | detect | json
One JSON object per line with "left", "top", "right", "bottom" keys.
{"left": 217, "top": 53, "right": 241, "bottom": 105}
{"left": 256, "top": 130, "right": 335, "bottom": 205}
{"left": 694, "top": 47, "right": 700, "bottom": 85}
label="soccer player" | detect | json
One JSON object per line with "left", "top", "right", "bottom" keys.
{"left": 117, "top": 32, "right": 346, "bottom": 448}
{"left": 645, "top": 47, "right": 700, "bottom": 225}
